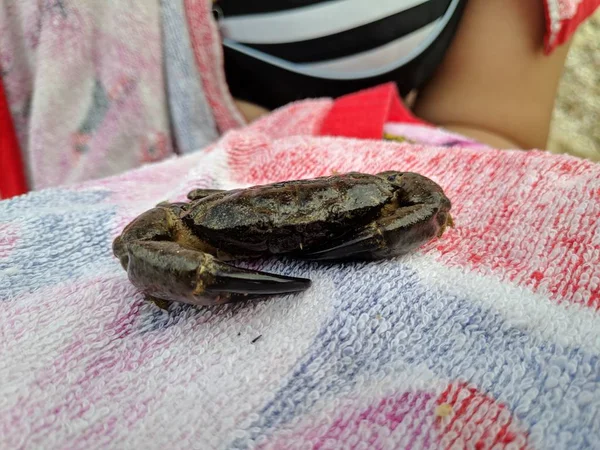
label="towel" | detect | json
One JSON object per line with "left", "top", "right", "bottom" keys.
{"left": 0, "top": 0, "right": 174, "bottom": 189}
{"left": 160, "top": 0, "right": 219, "bottom": 154}
{"left": 2, "top": 95, "right": 600, "bottom": 449}
{"left": 0, "top": 0, "right": 242, "bottom": 192}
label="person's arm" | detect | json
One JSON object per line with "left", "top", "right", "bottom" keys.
{"left": 412, "top": 0, "right": 573, "bottom": 149}
{"left": 235, "top": 98, "right": 270, "bottom": 123}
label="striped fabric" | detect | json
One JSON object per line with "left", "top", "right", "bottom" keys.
{"left": 218, "top": 0, "right": 467, "bottom": 108}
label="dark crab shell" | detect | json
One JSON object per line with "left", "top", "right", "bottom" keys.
{"left": 182, "top": 173, "right": 398, "bottom": 256}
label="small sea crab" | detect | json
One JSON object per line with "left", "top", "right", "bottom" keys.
{"left": 112, "top": 171, "right": 453, "bottom": 309}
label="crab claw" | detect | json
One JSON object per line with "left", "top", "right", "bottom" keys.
{"left": 297, "top": 231, "right": 382, "bottom": 261}
{"left": 204, "top": 258, "right": 312, "bottom": 295}
{"left": 299, "top": 203, "right": 450, "bottom": 262}
{"left": 121, "top": 240, "right": 311, "bottom": 307}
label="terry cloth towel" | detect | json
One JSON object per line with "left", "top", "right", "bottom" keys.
{"left": 1, "top": 94, "right": 600, "bottom": 449}
{"left": 0, "top": 0, "right": 242, "bottom": 192}
{"left": 160, "top": 0, "right": 219, "bottom": 154}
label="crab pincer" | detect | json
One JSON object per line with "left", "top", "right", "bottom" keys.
{"left": 112, "top": 205, "right": 311, "bottom": 308}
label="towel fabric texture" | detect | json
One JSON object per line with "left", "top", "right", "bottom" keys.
{"left": 160, "top": 0, "right": 219, "bottom": 154}
{"left": 2, "top": 93, "right": 600, "bottom": 449}
{"left": 0, "top": 0, "right": 243, "bottom": 194}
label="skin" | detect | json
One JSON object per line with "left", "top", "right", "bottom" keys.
{"left": 232, "top": 0, "right": 574, "bottom": 150}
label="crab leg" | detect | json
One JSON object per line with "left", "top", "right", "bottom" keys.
{"left": 186, "top": 188, "right": 227, "bottom": 201}
{"left": 299, "top": 203, "right": 452, "bottom": 261}
{"left": 113, "top": 206, "right": 311, "bottom": 307}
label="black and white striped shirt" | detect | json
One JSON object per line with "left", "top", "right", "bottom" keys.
{"left": 215, "top": 0, "right": 466, "bottom": 109}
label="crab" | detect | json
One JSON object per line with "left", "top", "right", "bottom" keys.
{"left": 112, "top": 171, "right": 453, "bottom": 309}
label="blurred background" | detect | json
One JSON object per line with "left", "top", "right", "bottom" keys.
{"left": 548, "top": 9, "right": 600, "bottom": 161}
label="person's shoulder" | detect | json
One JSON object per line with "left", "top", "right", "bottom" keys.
{"left": 412, "top": 0, "right": 598, "bottom": 149}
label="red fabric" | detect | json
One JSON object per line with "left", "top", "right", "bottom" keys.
{"left": 0, "top": 77, "right": 28, "bottom": 199}
{"left": 544, "top": 0, "right": 600, "bottom": 53}
{"left": 317, "top": 83, "right": 431, "bottom": 140}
